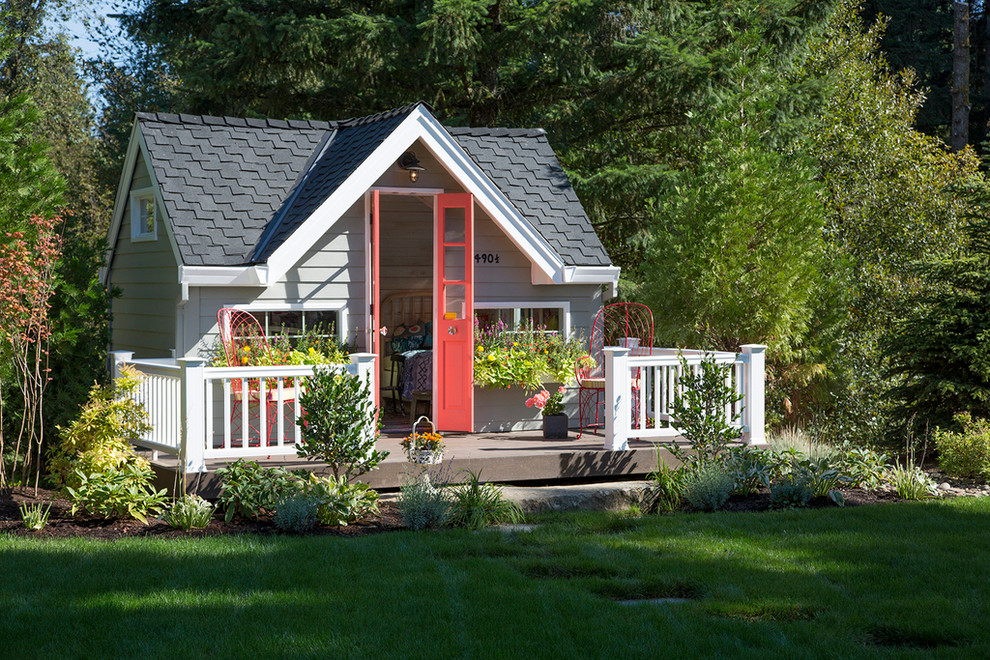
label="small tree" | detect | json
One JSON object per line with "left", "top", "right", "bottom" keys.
{"left": 296, "top": 367, "right": 387, "bottom": 482}
{"left": 671, "top": 354, "right": 743, "bottom": 468}
{"left": 0, "top": 213, "right": 63, "bottom": 491}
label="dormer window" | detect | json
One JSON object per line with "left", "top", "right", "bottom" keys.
{"left": 130, "top": 189, "right": 157, "bottom": 242}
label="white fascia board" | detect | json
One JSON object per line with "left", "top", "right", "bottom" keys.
{"left": 264, "top": 105, "right": 565, "bottom": 284}
{"left": 179, "top": 264, "right": 269, "bottom": 286}
{"left": 562, "top": 265, "right": 621, "bottom": 284}
{"left": 103, "top": 121, "right": 142, "bottom": 285}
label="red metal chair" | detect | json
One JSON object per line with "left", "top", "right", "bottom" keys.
{"left": 217, "top": 308, "right": 290, "bottom": 446}
{"left": 575, "top": 302, "right": 654, "bottom": 438}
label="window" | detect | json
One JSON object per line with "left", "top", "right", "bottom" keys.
{"left": 130, "top": 189, "right": 157, "bottom": 242}
{"left": 249, "top": 309, "right": 341, "bottom": 343}
{"left": 475, "top": 305, "right": 566, "bottom": 334}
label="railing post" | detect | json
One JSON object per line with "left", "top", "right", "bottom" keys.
{"left": 604, "top": 347, "right": 631, "bottom": 451}
{"left": 179, "top": 358, "right": 208, "bottom": 476}
{"left": 109, "top": 350, "right": 133, "bottom": 383}
{"left": 350, "top": 353, "right": 378, "bottom": 449}
{"left": 740, "top": 344, "right": 767, "bottom": 447}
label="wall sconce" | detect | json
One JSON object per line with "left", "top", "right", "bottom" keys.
{"left": 398, "top": 151, "right": 425, "bottom": 183}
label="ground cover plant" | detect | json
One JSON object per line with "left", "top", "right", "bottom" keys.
{"left": 1, "top": 498, "right": 988, "bottom": 657}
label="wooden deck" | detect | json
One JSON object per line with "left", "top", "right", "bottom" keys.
{"left": 146, "top": 429, "right": 681, "bottom": 497}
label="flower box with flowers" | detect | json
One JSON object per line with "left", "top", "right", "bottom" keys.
{"left": 473, "top": 319, "right": 585, "bottom": 391}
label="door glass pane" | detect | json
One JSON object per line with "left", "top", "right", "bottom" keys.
{"left": 444, "top": 284, "right": 466, "bottom": 320}
{"left": 443, "top": 207, "right": 465, "bottom": 242}
{"left": 444, "top": 246, "right": 465, "bottom": 282}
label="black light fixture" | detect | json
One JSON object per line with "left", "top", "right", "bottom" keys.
{"left": 398, "top": 151, "right": 426, "bottom": 182}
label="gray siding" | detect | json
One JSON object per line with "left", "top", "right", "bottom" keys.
{"left": 110, "top": 157, "right": 179, "bottom": 358}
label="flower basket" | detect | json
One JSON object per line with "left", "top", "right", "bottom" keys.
{"left": 402, "top": 416, "right": 445, "bottom": 464}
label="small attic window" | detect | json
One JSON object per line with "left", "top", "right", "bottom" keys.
{"left": 130, "top": 188, "right": 157, "bottom": 242}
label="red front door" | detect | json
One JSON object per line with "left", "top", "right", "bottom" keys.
{"left": 434, "top": 193, "right": 474, "bottom": 432}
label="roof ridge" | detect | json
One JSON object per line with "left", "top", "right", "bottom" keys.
{"left": 134, "top": 111, "right": 338, "bottom": 131}
{"left": 447, "top": 126, "right": 547, "bottom": 138}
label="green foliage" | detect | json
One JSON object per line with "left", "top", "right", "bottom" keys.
{"left": 447, "top": 470, "right": 523, "bottom": 530}
{"left": 296, "top": 367, "right": 386, "bottom": 482}
{"left": 50, "top": 366, "right": 152, "bottom": 490}
{"left": 884, "top": 196, "right": 990, "bottom": 433}
{"left": 303, "top": 474, "right": 380, "bottom": 527}
{"left": 789, "top": 456, "right": 849, "bottom": 498}
{"left": 770, "top": 476, "right": 814, "bottom": 509}
{"left": 65, "top": 463, "right": 168, "bottom": 524}
{"left": 19, "top": 501, "right": 51, "bottom": 531}
{"left": 215, "top": 459, "right": 300, "bottom": 522}
{"left": 935, "top": 414, "right": 990, "bottom": 483}
{"left": 725, "top": 447, "right": 777, "bottom": 496}
{"left": 682, "top": 464, "right": 734, "bottom": 512}
{"left": 273, "top": 493, "right": 319, "bottom": 533}
{"left": 670, "top": 355, "right": 743, "bottom": 469}
{"left": 162, "top": 494, "right": 215, "bottom": 530}
{"left": 636, "top": 124, "right": 825, "bottom": 358}
{"left": 887, "top": 463, "right": 937, "bottom": 500}
{"left": 834, "top": 445, "right": 889, "bottom": 488}
{"left": 397, "top": 478, "right": 452, "bottom": 530}
{"left": 641, "top": 450, "right": 686, "bottom": 514}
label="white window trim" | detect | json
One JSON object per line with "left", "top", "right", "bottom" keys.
{"left": 475, "top": 301, "right": 571, "bottom": 337}
{"left": 130, "top": 187, "right": 158, "bottom": 242}
{"left": 228, "top": 302, "right": 349, "bottom": 345}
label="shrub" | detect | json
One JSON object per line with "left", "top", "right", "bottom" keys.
{"left": 163, "top": 494, "right": 215, "bottom": 530}
{"left": 65, "top": 463, "right": 168, "bottom": 523}
{"left": 888, "top": 464, "right": 937, "bottom": 500}
{"left": 50, "top": 366, "right": 152, "bottom": 491}
{"left": 216, "top": 459, "right": 301, "bottom": 522}
{"left": 274, "top": 493, "right": 320, "bottom": 532}
{"left": 671, "top": 354, "right": 743, "bottom": 469}
{"left": 19, "top": 502, "right": 51, "bottom": 531}
{"left": 935, "top": 413, "right": 990, "bottom": 482}
{"left": 770, "top": 477, "right": 813, "bottom": 508}
{"left": 397, "top": 478, "right": 452, "bottom": 530}
{"left": 682, "top": 464, "right": 734, "bottom": 512}
{"left": 448, "top": 470, "right": 523, "bottom": 529}
{"left": 296, "top": 367, "right": 387, "bottom": 482}
{"left": 725, "top": 446, "right": 777, "bottom": 496}
{"left": 303, "top": 474, "right": 380, "bottom": 526}
{"left": 835, "top": 445, "right": 888, "bottom": 488}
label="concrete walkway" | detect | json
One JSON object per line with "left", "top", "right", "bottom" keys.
{"left": 500, "top": 480, "right": 650, "bottom": 513}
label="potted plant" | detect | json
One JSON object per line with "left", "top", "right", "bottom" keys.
{"left": 526, "top": 387, "right": 569, "bottom": 439}
{"left": 401, "top": 418, "right": 445, "bottom": 464}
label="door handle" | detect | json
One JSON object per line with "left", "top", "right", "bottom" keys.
{"left": 448, "top": 327, "right": 457, "bottom": 335}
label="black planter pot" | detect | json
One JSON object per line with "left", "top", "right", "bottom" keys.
{"left": 543, "top": 413, "right": 569, "bottom": 439}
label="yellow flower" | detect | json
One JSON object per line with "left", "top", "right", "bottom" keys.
{"left": 477, "top": 345, "right": 484, "bottom": 352}
{"left": 242, "top": 346, "right": 251, "bottom": 353}
{"left": 488, "top": 353, "right": 496, "bottom": 362}
{"left": 241, "top": 357, "right": 249, "bottom": 365}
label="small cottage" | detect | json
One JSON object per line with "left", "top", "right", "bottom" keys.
{"left": 103, "top": 102, "right": 620, "bottom": 433}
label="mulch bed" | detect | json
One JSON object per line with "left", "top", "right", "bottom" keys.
{"left": 0, "top": 486, "right": 406, "bottom": 540}
{"left": 0, "top": 480, "right": 960, "bottom": 540}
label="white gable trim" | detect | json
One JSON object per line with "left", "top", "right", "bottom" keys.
{"left": 262, "top": 105, "right": 570, "bottom": 285}
{"left": 179, "top": 264, "right": 270, "bottom": 286}
{"left": 103, "top": 120, "right": 183, "bottom": 285}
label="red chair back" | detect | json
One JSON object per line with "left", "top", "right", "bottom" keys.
{"left": 579, "top": 303, "right": 655, "bottom": 380}
{"left": 217, "top": 308, "right": 272, "bottom": 367}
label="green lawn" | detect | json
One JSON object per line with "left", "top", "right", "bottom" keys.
{"left": 3, "top": 498, "right": 989, "bottom": 658}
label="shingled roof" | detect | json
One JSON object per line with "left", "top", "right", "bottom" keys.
{"left": 134, "top": 104, "right": 612, "bottom": 269}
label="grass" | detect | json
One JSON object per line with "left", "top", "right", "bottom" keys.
{"left": 3, "top": 499, "right": 990, "bottom": 658}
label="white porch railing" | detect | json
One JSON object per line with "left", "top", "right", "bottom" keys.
{"left": 602, "top": 344, "right": 766, "bottom": 451}
{"left": 111, "top": 351, "right": 376, "bottom": 472}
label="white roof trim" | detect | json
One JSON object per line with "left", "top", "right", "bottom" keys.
{"left": 264, "top": 105, "right": 568, "bottom": 285}
{"left": 180, "top": 265, "right": 270, "bottom": 286}
{"left": 103, "top": 120, "right": 183, "bottom": 285}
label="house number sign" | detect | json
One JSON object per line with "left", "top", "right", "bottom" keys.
{"left": 475, "top": 252, "right": 500, "bottom": 264}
